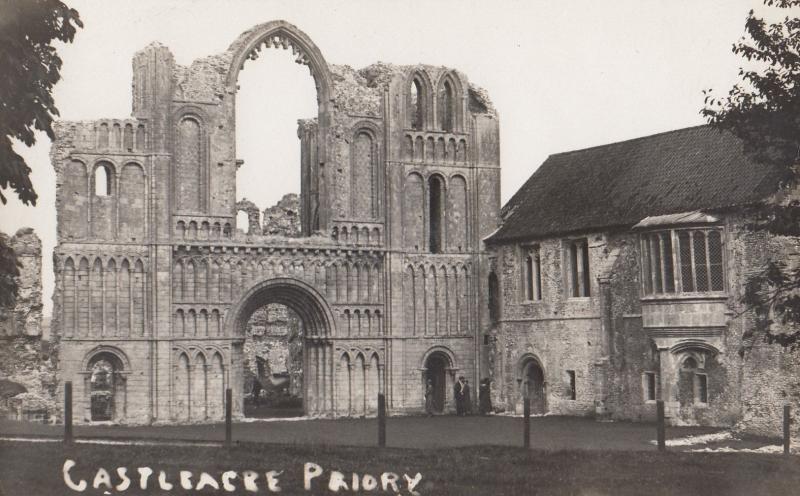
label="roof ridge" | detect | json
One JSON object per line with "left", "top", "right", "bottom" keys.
{"left": 547, "top": 123, "right": 712, "bottom": 159}
{"left": 489, "top": 123, "right": 781, "bottom": 244}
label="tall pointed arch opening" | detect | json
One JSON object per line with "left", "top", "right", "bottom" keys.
{"left": 226, "top": 22, "right": 334, "bottom": 235}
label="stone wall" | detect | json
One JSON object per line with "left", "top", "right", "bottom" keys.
{"left": 0, "top": 228, "right": 56, "bottom": 422}
{"left": 262, "top": 193, "right": 300, "bottom": 237}
{"left": 732, "top": 214, "right": 800, "bottom": 437}
{"left": 0, "top": 228, "right": 43, "bottom": 337}
{"left": 243, "top": 194, "right": 304, "bottom": 404}
{"left": 51, "top": 20, "right": 500, "bottom": 423}
{"left": 488, "top": 212, "right": 800, "bottom": 436}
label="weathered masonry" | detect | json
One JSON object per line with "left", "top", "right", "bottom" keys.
{"left": 51, "top": 21, "right": 500, "bottom": 423}
{"left": 486, "top": 126, "right": 800, "bottom": 435}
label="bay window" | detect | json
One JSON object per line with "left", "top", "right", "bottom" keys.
{"left": 641, "top": 229, "right": 724, "bottom": 295}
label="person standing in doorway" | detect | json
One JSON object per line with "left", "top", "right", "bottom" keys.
{"left": 252, "top": 378, "right": 262, "bottom": 406}
{"left": 425, "top": 379, "right": 434, "bottom": 416}
{"left": 454, "top": 376, "right": 465, "bottom": 416}
{"left": 463, "top": 379, "right": 473, "bottom": 415}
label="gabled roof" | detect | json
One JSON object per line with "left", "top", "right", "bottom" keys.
{"left": 490, "top": 125, "right": 785, "bottom": 243}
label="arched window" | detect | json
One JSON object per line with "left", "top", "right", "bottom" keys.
{"left": 175, "top": 116, "right": 203, "bottom": 212}
{"left": 523, "top": 246, "right": 543, "bottom": 301}
{"left": 98, "top": 122, "right": 109, "bottom": 148}
{"left": 94, "top": 164, "right": 112, "bottom": 196}
{"left": 351, "top": 129, "right": 378, "bottom": 219}
{"left": 236, "top": 210, "right": 250, "bottom": 234}
{"left": 439, "top": 80, "right": 454, "bottom": 131}
{"left": 678, "top": 354, "right": 708, "bottom": 405}
{"left": 123, "top": 124, "right": 134, "bottom": 150}
{"left": 428, "top": 175, "right": 444, "bottom": 253}
{"left": 409, "top": 78, "right": 424, "bottom": 130}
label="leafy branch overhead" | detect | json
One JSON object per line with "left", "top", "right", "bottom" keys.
{"left": 0, "top": 0, "right": 82, "bottom": 205}
{"left": 703, "top": 0, "right": 800, "bottom": 349}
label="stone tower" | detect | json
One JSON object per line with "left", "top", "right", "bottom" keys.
{"left": 51, "top": 20, "right": 500, "bottom": 423}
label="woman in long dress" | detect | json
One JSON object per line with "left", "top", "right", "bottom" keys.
{"left": 424, "top": 379, "right": 434, "bottom": 416}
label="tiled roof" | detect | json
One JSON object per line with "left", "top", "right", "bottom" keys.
{"left": 490, "top": 125, "right": 785, "bottom": 243}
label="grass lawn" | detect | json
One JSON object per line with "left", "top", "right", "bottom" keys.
{"left": 1, "top": 440, "right": 798, "bottom": 495}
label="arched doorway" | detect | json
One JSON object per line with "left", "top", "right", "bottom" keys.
{"left": 83, "top": 349, "right": 128, "bottom": 423}
{"left": 520, "top": 357, "right": 546, "bottom": 415}
{"left": 243, "top": 303, "right": 304, "bottom": 418}
{"left": 227, "top": 277, "right": 335, "bottom": 416}
{"left": 424, "top": 352, "right": 449, "bottom": 414}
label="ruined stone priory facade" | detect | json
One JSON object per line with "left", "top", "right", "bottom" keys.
{"left": 485, "top": 126, "right": 800, "bottom": 436}
{"left": 50, "top": 21, "right": 500, "bottom": 423}
{"left": 0, "top": 228, "right": 57, "bottom": 423}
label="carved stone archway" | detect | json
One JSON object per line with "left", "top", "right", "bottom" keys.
{"left": 226, "top": 277, "right": 336, "bottom": 415}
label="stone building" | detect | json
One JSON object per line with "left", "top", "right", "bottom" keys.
{"left": 51, "top": 21, "right": 500, "bottom": 423}
{"left": 486, "top": 125, "right": 800, "bottom": 435}
{"left": 243, "top": 193, "right": 304, "bottom": 405}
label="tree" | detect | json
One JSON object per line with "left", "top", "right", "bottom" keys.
{"left": 702, "top": 0, "right": 800, "bottom": 349}
{"left": 0, "top": 0, "right": 82, "bottom": 206}
{"left": 0, "top": 0, "right": 81, "bottom": 307}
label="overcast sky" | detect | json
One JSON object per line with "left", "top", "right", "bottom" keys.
{"left": 1, "top": 0, "right": 781, "bottom": 317}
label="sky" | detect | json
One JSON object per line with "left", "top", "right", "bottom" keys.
{"left": 0, "top": 0, "right": 782, "bottom": 317}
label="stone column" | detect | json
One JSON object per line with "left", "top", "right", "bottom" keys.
{"left": 419, "top": 368, "right": 427, "bottom": 410}
{"left": 594, "top": 276, "right": 612, "bottom": 419}
{"left": 658, "top": 348, "right": 680, "bottom": 422}
{"left": 307, "top": 344, "right": 317, "bottom": 415}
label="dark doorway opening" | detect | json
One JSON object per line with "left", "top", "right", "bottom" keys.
{"left": 243, "top": 303, "right": 304, "bottom": 418}
{"left": 88, "top": 353, "right": 124, "bottom": 422}
{"left": 425, "top": 353, "right": 448, "bottom": 414}
{"left": 523, "top": 360, "right": 546, "bottom": 415}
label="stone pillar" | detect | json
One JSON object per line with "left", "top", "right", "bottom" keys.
{"left": 658, "top": 348, "right": 680, "bottom": 421}
{"left": 320, "top": 343, "right": 329, "bottom": 413}
{"left": 445, "top": 367, "right": 458, "bottom": 413}
{"left": 309, "top": 344, "right": 318, "bottom": 415}
{"left": 594, "top": 276, "right": 612, "bottom": 418}
{"left": 419, "top": 368, "right": 427, "bottom": 410}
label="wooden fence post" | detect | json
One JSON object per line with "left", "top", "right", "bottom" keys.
{"left": 378, "top": 393, "right": 386, "bottom": 447}
{"left": 523, "top": 396, "right": 531, "bottom": 449}
{"left": 784, "top": 405, "right": 791, "bottom": 457}
{"left": 656, "top": 400, "right": 666, "bottom": 452}
{"left": 225, "top": 388, "right": 232, "bottom": 448}
{"left": 64, "top": 381, "right": 73, "bottom": 445}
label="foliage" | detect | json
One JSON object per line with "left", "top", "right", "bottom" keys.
{"left": 703, "top": 1, "right": 800, "bottom": 350}
{"left": 0, "top": 0, "right": 82, "bottom": 205}
{"left": 0, "top": 0, "right": 80, "bottom": 311}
